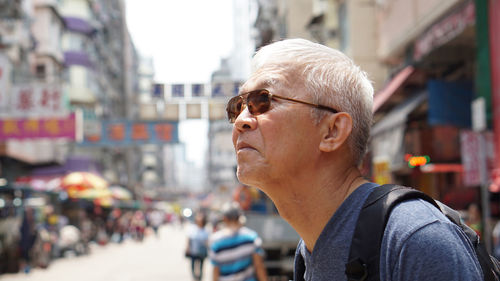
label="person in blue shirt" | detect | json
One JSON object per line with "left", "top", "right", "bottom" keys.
{"left": 227, "top": 38, "right": 483, "bottom": 280}
{"left": 186, "top": 212, "right": 210, "bottom": 281}
{"left": 209, "top": 203, "right": 268, "bottom": 281}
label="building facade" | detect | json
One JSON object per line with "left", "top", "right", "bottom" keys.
{"left": 0, "top": 0, "right": 140, "bottom": 197}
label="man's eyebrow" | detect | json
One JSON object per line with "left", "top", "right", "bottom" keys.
{"left": 239, "top": 80, "right": 276, "bottom": 95}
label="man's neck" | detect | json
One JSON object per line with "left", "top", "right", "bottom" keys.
{"left": 270, "top": 166, "right": 367, "bottom": 253}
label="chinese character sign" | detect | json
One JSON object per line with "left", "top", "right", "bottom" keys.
{"left": 172, "top": 84, "right": 184, "bottom": 98}
{"left": 131, "top": 123, "right": 149, "bottom": 140}
{"left": 211, "top": 82, "right": 243, "bottom": 97}
{"left": 0, "top": 113, "right": 76, "bottom": 140}
{"left": 79, "top": 120, "right": 178, "bottom": 146}
{"left": 211, "top": 83, "right": 223, "bottom": 97}
{"left": 10, "top": 84, "right": 65, "bottom": 117}
{"left": 107, "top": 123, "right": 126, "bottom": 141}
{"left": 153, "top": 83, "right": 164, "bottom": 98}
{"left": 192, "top": 84, "right": 204, "bottom": 97}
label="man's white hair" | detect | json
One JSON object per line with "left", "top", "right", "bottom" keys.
{"left": 251, "top": 38, "right": 374, "bottom": 165}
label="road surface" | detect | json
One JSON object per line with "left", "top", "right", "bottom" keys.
{"left": 1, "top": 224, "right": 212, "bottom": 281}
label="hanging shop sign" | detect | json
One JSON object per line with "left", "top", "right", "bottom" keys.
{"left": 460, "top": 130, "right": 496, "bottom": 187}
{"left": 80, "top": 120, "right": 178, "bottom": 146}
{"left": 0, "top": 113, "right": 76, "bottom": 140}
{"left": 373, "top": 157, "right": 392, "bottom": 185}
{"left": 8, "top": 83, "right": 66, "bottom": 118}
{"left": 413, "top": 1, "right": 475, "bottom": 61}
{"left": 405, "top": 154, "right": 431, "bottom": 168}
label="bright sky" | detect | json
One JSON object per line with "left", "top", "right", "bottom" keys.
{"left": 125, "top": 1, "right": 234, "bottom": 168}
{"left": 125, "top": 0, "right": 234, "bottom": 84}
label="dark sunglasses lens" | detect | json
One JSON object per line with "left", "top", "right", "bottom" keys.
{"left": 247, "top": 90, "right": 271, "bottom": 115}
{"left": 227, "top": 96, "right": 243, "bottom": 123}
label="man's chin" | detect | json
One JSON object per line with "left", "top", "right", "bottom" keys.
{"left": 236, "top": 166, "right": 259, "bottom": 186}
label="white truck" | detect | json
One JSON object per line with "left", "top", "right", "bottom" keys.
{"left": 246, "top": 211, "right": 300, "bottom": 280}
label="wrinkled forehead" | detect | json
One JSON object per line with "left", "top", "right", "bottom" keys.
{"left": 240, "top": 63, "right": 303, "bottom": 95}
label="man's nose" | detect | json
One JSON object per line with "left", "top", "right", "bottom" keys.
{"left": 234, "top": 107, "right": 256, "bottom": 131}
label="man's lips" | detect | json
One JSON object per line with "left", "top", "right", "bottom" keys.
{"left": 236, "top": 142, "right": 255, "bottom": 152}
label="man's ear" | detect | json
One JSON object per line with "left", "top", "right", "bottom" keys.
{"left": 319, "top": 112, "right": 353, "bottom": 152}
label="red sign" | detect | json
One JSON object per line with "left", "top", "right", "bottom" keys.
{"left": 0, "top": 113, "right": 76, "bottom": 140}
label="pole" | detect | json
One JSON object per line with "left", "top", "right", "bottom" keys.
{"left": 475, "top": 0, "right": 495, "bottom": 252}
{"left": 479, "top": 133, "right": 492, "bottom": 251}
{"left": 488, "top": 0, "right": 500, "bottom": 190}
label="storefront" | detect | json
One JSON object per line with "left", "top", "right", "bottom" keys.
{"left": 370, "top": 0, "right": 482, "bottom": 207}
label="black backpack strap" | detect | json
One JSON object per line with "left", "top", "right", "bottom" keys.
{"left": 345, "top": 184, "right": 438, "bottom": 281}
{"left": 294, "top": 248, "right": 306, "bottom": 281}
{"left": 436, "top": 202, "right": 500, "bottom": 281}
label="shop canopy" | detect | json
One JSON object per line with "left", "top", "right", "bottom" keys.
{"left": 373, "top": 66, "right": 415, "bottom": 113}
{"left": 61, "top": 172, "right": 109, "bottom": 198}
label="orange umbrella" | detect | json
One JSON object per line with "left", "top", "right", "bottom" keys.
{"left": 109, "top": 186, "right": 133, "bottom": 201}
{"left": 61, "top": 172, "right": 108, "bottom": 198}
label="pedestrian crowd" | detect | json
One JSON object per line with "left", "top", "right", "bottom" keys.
{"left": 0, "top": 203, "right": 170, "bottom": 275}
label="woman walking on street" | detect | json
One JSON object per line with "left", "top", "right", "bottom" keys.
{"left": 186, "top": 212, "right": 209, "bottom": 281}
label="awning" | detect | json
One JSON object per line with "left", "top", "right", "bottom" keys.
{"left": 371, "top": 90, "right": 427, "bottom": 136}
{"left": 373, "top": 66, "right": 415, "bottom": 112}
{"left": 63, "top": 17, "right": 96, "bottom": 35}
{"left": 371, "top": 91, "right": 427, "bottom": 171}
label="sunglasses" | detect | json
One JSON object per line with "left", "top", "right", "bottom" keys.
{"left": 226, "top": 89, "right": 339, "bottom": 123}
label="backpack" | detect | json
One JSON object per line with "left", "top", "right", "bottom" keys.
{"left": 345, "top": 184, "right": 500, "bottom": 281}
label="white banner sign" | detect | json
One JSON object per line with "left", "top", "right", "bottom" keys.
{"left": 0, "top": 54, "right": 11, "bottom": 109}
{"left": 10, "top": 83, "right": 66, "bottom": 118}
{"left": 461, "top": 130, "right": 481, "bottom": 186}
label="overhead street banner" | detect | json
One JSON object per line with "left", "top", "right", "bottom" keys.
{"left": 80, "top": 120, "right": 179, "bottom": 146}
{"left": 157, "top": 81, "right": 243, "bottom": 99}
{"left": 0, "top": 113, "right": 76, "bottom": 140}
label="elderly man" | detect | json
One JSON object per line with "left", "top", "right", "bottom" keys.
{"left": 227, "top": 38, "right": 482, "bottom": 280}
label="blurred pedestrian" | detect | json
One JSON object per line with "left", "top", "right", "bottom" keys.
{"left": 228, "top": 38, "right": 482, "bottom": 280}
{"left": 19, "top": 207, "right": 37, "bottom": 273}
{"left": 148, "top": 209, "right": 164, "bottom": 238}
{"left": 186, "top": 212, "right": 209, "bottom": 281}
{"left": 131, "top": 210, "right": 146, "bottom": 241}
{"left": 465, "top": 202, "right": 483, "bottom": 237}
{"left": 493, "top": 220, "right": 500, "bottom": 259}
{"left": 209, "top": 203, "right": 267, "bottom": 281}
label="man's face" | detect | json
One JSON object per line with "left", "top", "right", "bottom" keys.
{"left": 231, "top": 70, "right": 323, "bottom": 189}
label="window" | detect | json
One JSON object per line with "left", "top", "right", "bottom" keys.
{"left": 36, "top": 64, "right": 46, "bottom": 79}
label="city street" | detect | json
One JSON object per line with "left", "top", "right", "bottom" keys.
{"left": 1, "top": 224, "right": 212, "bottom": 281}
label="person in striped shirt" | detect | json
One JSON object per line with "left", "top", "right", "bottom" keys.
{"left": 209, "top": 203, "right": 268, "bottom": 281}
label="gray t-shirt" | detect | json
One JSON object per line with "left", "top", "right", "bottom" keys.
{"left": 294, "top": 183, "right": 483, "bottom": 280}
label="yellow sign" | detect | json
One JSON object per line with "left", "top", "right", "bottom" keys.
{"left": 373, "top": 159, "right": 391, "bottom": 185}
